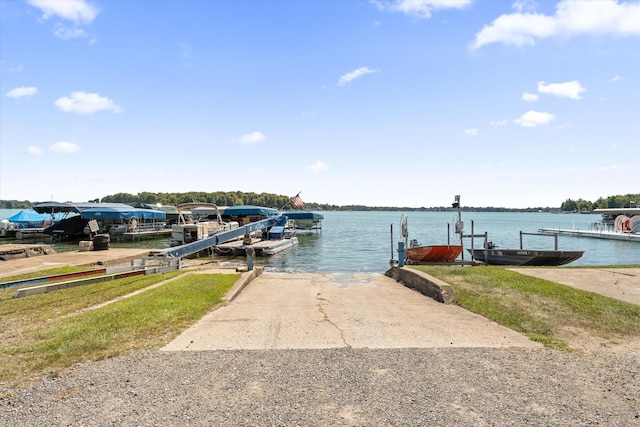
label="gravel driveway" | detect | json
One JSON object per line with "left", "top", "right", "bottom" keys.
{"left": 1, "top": 348, "right": 639, "bottom": 426}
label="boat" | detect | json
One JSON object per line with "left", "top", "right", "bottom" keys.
{"left": 398, "top": 196, "right": 465, "bottom": 264}
{"left": 221, "top": 205, "right": 280, "bottom": 225}
{"left": 213, "top": 205, "right": 298, "bottom": 256}
{"left": 1, "top": 210, "right": 60, "bottom": 238}
{"left": 170, "top": 203, "right": 239, "bottom": 247}
{"left": 281, "top": 211, "right": 323, "bottom": 231}
{"left": 33, "top": 202, "right": 167, "bottom": 240}
{"left": 468, "top": 243, "right": 584, "bottom": 266}
{"left": 80, "top": 206, "right": 167, "bottom": 237}
{"left": 406, "top": 244, "right": 463, "bottom": 262}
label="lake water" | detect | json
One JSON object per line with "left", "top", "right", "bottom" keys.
{"left": 1, "top": 209, "right": 638, "bottom": 272}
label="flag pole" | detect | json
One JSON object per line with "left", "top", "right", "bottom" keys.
{"left": 279, "top": 191, "right": 302, "bottom": 211}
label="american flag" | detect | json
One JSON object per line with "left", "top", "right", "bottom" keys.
{"left": 290, "top": 194, "right": 304, "bottom": 209}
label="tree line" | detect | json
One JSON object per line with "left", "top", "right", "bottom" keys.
{"left": 1, "top": 192, "right": 638, "bottom": 212}
{"left": 560, "top": 194, "right": 639, "bottom": 212}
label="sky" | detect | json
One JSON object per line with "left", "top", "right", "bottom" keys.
{"left": 1, "top": 0, "right": 639, "bottom": 209}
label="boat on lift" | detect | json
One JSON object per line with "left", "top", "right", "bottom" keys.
{"left": 170, "top": 203, "right": 239, "bottom": 247}
{"left": 401, "top": 196, "right": 465, "bottom": 264}
{"left": 406, "top": 242, "right": 463, "bottom": 262}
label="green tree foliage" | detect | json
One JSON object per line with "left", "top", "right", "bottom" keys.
{"left": 100, "top": 191, "right": 292, "bottom": 209}
{"left": 561, "top": 194, "right": 639, "bottom": 212}
{"left": 0, "top": 200, "right": 32, "bottom": 209}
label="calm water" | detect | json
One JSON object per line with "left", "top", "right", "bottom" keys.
{"left": 1, "top": 210, "right": 638, "bottom": 272}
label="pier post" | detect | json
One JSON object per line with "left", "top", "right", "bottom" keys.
{"left": 246, "top": 247, "right": 255, "bottom": 271}
{"left": 397, "top": 241, "right": 405, "bottom": 267}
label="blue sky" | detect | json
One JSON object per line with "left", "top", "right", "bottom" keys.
{"left": 1, "top": 0, "right": 638, "bottom": 208}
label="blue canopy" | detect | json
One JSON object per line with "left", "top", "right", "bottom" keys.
{"left": 80, "top": 207, "right": 166, "bottom": 220}
{"left": 33, "top": 201, "right": 135, "bottom": 214}
{"left": 7, "top": 210, "right": 53, "bottom": 224}
{"left": 222, "top": 205, "right": 279, "bottom": 216}
{"left": 282, "top": 212, "right": 324, "bottom": 220}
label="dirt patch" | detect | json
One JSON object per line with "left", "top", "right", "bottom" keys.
{"left": 556, "top": 326, "right": 640, "bottom": 354}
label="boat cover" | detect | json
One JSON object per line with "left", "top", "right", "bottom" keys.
{"left": 33, "top": 201, "right": 134, "bottom": 214}
{"left": 6, "top": 210, "right": 53, "bottom": 224}
{"left": 80, "top": 207, "right": 166, "bottom": 220}
{"left": 281, "top": 212, "right": 324, "bottom": 220}
{"left": 222, "top": 205, "right": 279, "bottom": 216}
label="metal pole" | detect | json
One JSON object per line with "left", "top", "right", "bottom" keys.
{"left": 390, "top": 224, "right": 394, "bottom": 262}
{"left": 484, "top": 232, "right": 488, "bottom": 264}
{"left": 520, "top": 231, "right": 523, "bottom": 250}
{"left": 246, "top": 247, "right": 255, "bottom": 271}
{"left": 470, "top": 220, "right": 474, "bottom": 261}
{"left": 397, "top": 241, "right": 405, "bottom": 267}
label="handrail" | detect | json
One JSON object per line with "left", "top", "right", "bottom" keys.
{"left": 152, "top": 215, "right": 284, "bottom": 259}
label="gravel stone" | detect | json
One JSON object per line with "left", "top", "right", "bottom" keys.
{"left": 1, "top": 347, "right": 639, "bottom": 426}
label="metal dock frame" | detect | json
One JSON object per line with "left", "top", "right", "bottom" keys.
{"left": 149, "top": 215, "right": 284, "bottom": 259}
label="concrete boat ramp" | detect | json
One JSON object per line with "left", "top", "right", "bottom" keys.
{"left": 163, "top": 271, "right": 539, "bottom": 351}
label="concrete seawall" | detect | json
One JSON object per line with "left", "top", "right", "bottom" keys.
{"left": 385, "top": 266, "right": 455, "bottom": 303}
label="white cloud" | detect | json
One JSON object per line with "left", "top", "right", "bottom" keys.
{"left": 308, "top": 161, "right": 329, "bottom": 172}
{"left": 522, "top": 92, "right": 539, "bottom": 102}
{"left": 512, "top": 0, "right": 537, "bottom": 13}
{"left": 371, "top": 0, "right": 472, "bottom": 19}
{"left": 53, "top": 23, "right": 89, "bottom": 40}
{"left": 27, "top": 0, "right": 99, "bottom": 25}
{"left": 27, "top": 145, "right": 43, "bottom": 155}
{"left": 490, "top": 119, "right": 508, "bottom": 126}
{"left": 464, "top": 128, "right": 479, "bottom": 136}
{"left": 237, "top": 131, "right": 266, "bottom": 145}
{"left": 50, "top": 141, "right": 80, "bottom": 153}
{"left": 537, "top": 80, "right": 586, "bottom": 100}
{"left": 471, "top": 0, "right": 640, "bottom": 50}
{"left": 5, "top": 86, "right": 38, "bottom": 98}
{"left": 514, "top": 110, "right": 555, "bottom": 127}
{"left": 338, "top": 67, "right": 377, "bottom": 86}
{"left": 54, "top": 91, "right": 122, "bottom": 114}
{"left": 611, "top": 74, "right": 624, "bottom": 82}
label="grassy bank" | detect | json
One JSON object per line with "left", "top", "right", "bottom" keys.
{"left": 414, "top": 265, "right": 640, "bottom": 350}
{"left": 0, "top": 270, "right": 239, "bottom": 389}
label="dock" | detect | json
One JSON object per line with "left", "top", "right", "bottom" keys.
{"left": 115, "top": 228, "right": 172, "bottom": 241}
{"left": 539, "top": 227, "right": 640, "bottom": 242}
{"left": 14, "top": 229, "right": 52, "bottom": 242}
{"left": 214, "top": 237, "right": 298, "bottom": 256}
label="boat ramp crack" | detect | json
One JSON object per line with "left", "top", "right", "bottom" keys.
{"left": 315, "top": 283, "right": 350, "bottom": 348}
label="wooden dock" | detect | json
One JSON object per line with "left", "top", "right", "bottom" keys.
{"left": 214, "top": 237, "right": 298, "bottom": 256}
{"left": 114, "top": 228, "right": 172, "bottom": 241}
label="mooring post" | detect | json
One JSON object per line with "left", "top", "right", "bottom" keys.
{"left": 246, "top": 247, "right": 255, "bottom": 271}
{"left": 397, "top": 241, "right": 405, "bottom": 267}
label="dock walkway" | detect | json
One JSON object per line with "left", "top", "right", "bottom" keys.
{"left": 0, "top": 247, "right": 152, "bottom": 280}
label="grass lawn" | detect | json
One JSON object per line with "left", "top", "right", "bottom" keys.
{"left": 412, "top": 265, "right": 640, "bottom": 350}
{"left": 0, "top": 270, "right": 239, "bottom": 389}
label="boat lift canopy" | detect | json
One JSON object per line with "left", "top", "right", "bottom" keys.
{"left": 80, "top": 207, "right": 166, "bottom": 220}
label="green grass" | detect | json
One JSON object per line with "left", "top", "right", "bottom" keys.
{"left": 0, "top": 271, "right": 239, "bottom": 388}
{"left": 413, "top": 265, "right": 640, "bottom": 350}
